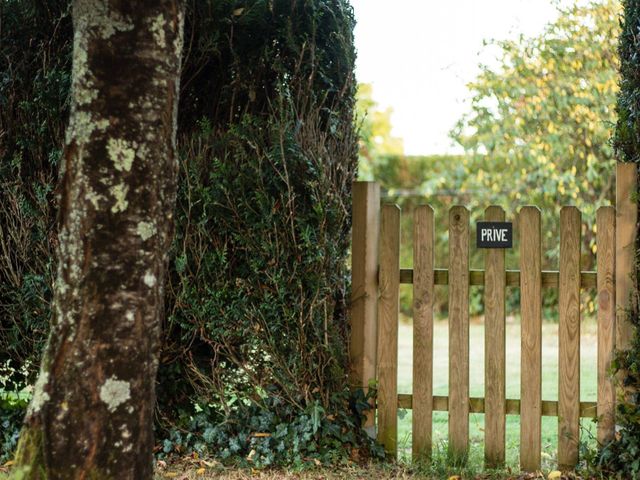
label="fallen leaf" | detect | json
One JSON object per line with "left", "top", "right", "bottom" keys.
{"left": 3, "top": 460, "right": 14, "bottom": 467}
{"left": 196, "top": 467, "right": 206, "bottom": 475}
{"left": 448, "top": 476, "right": 461, "bottom": 480}
{"left": 548, "top": 471, "right": 562, "bottom": 480}
{"left": 247, "top": 449, "right": 256, "bottom": 462}
{"left": 251, "top": 432, "right": 271, "bottom": 438}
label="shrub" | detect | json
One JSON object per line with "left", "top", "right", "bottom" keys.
{"left": 0, "top": 0, "right": 70, "bottom": 390}
{"left": 0, "top": 0, "right": 375, "bottom": 465}
{"left": 157, "top": 0, "right": 370, "bottom": 461}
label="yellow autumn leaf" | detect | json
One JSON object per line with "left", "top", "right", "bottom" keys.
{"left": 196, "top": 467, "right": 206, "bottom": 475}
{"left": 548, "top": 471, "right": 562, "bottom": 480}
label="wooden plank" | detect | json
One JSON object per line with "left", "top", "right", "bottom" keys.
{"left": 448, "top": 206, "right": 470, "bottom": 458}
{"left": 399, "top": 268, "right": 597, "bottom": 288}
{"left": 484, "top": 206, "right": 506, "bottom": 468}
{"left": 616, "top": 162, "right": 637, "bottom": 351}
{"left": 597, "top": 206, "right": 616, "bottom": 445}
{"left": 412, "top": 206, "right": 434, "bottom": 461}
{"left": 519, "top": 206, "right": 542, "bottom": 472}
{"left": 558, "top": 207, "right": 582, "bottom": 469}
{"left": 350, "top": 182, "right": 380, "bottom": 434}
{"left": 377, "top": 204, "right": 400, "bottom": 458}
{"left": 396, "top": 394, "right": 597, "bottom": 418}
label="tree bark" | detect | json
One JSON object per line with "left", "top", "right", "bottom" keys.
{"left": 13, "top": 1, "right": 184, "bottom": 478}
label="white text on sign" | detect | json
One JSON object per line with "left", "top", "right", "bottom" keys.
{"left": 481, "top": 228, "right": 509, "bottom": 242}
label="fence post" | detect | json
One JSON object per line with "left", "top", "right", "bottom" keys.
{"left": 350, "top": 181, "right": 380, "bottom": 437}
{"left": 616, "top": 162, "right": 637, "bottom": 351}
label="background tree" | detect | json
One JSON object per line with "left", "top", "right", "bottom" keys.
{"left": 451, "top": 0, "right": 619, "bottom": 270}
{"left": 356, "top": 83, "right": 404, "bottom": 180}
{"left": 13, "top": 1, "right": 184, "bottom": 478}
{"left": 359, "top": 1, "right": 620, "bottom": 320}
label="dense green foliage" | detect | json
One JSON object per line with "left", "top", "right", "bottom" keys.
{"left": 614, "top": 0, "right": 640, "bottom": 162}
{"left": 0, "top": 0, "right": 376, "bottom": 466}
{"left": 597, "top": 328, "right": 640, "bottom": 477}
{"left": 158, "top": 390, "right": 380, "bottom": 467}
{"left": 0, "top": 361, "right": 30, "bottom": 463}
{"left": 0, "top": 2, "right": 71, "bottom": 457}
{"left": 597, "top": 0, "right": 640, "bottom": 477}
{"left": 158, "top": 0, "right": 373, "bottom": 465}
{"left": 0, "top": 0, "right": 70, "bottom": 393}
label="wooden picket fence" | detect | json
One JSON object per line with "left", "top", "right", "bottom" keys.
{"left": 349, "top": 163, "right": 638, "bottom": 471}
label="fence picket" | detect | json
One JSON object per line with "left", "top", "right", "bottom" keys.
{"left": 377, "top": 204, "right": 400, "bottom": 458}
{"left": 597, "top": 206, "right": 616, "bottom": 445}
{"left": 412, "top": 206, "right": 435, "bottom": 461}
{"left": 519, "top": 206, "right": 542, "bottom": 472}
{"left": 484, "top": 206, "right": 506, "bottom": 467}
{"left": 448, "top": 206, "right": 470, "bottom": 458}
{"left": 558, "top": 207, "right": 581, "bottom": 469}
{"left": 350, "top": 182, "right": 380, "bottom": 433}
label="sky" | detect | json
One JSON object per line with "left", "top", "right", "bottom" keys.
{"left": 350, "top": 0, "right": 563, "bottom": 155}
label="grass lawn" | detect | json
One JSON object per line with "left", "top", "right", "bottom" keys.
{"left": 151, "top": 462, "right": 570, "bottom": 480}
{"left": 395, "top": 315, "right": 599, "bottom": 470}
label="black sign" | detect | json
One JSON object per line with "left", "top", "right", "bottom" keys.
{"left": 476, "top": 222, "right": 512, "bottom": 248}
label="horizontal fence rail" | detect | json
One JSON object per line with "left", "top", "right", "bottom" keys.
{"left": 395, "top": 394, "right": 597, "bottom": 418}
{"left": 398, "top": 268, "right": 597, "bottom": 287}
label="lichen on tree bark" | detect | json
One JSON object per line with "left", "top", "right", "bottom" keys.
{"left": 13, "top": 1, "right": 184, "bottom": 479}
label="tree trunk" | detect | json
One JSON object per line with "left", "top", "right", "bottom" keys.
{"left": 13, "top": 1, "right": 184, "bottom": 478}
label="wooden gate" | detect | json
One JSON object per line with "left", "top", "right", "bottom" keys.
{"left": 349, "top": 163, "right": 637, "bottom": 471}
